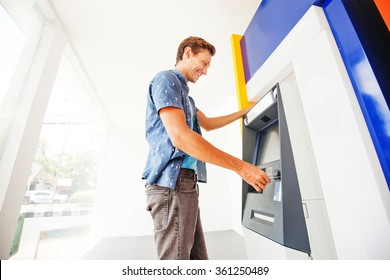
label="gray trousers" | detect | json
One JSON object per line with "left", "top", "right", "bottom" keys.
{"left": 145, "top": 168, "right": 208, "bottom": 260}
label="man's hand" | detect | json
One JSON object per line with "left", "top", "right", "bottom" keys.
{"left": 237, "top": 161, "right": 270, "bottom": 192}
{"left": 243, "top": 102, "right": 256, "bottom": 114}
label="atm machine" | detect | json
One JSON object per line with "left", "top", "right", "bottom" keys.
{"left": 241, "top": 82, "right": 333, "bottom": 260}
{"left": 236, "top": 5, "right": 390, "bottom": 260}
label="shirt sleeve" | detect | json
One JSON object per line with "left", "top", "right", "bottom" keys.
{"left": 151, "top": 72, "right": 184, "bottom": 113}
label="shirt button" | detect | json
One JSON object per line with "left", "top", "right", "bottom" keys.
{"left": 176, "top": 165, "right": 180, "bottom": 169}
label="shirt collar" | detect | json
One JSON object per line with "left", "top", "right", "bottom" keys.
{"left": 172, "top": 69, "right": 189, "bottom": 90}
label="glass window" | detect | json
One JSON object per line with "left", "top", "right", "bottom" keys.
{"left": 0, "top": 4, "right": 25, "bottom": 106}
{"left": 10, "top": 54, "right": 108, "bottom": 260}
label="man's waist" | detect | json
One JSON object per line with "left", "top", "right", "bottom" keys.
{"left": 179, "top": 168, "right": 197, "bottom": 181}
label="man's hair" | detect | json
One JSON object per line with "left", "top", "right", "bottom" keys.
{"left": 176, "top": 36, "right": 216, "bottom": 65}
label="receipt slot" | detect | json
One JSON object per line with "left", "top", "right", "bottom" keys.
{"left": 242, "top": 84, "right": 311, "bottom": 254}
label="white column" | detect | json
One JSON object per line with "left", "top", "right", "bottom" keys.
{"left": 0, "top": 22, "right": 66, "bottom": 259}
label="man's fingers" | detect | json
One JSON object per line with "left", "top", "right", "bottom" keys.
{"left": 253, "top": 182, "right": 266, "bottom": 192}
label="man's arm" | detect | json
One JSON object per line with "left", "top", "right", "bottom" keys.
{"left": 197, "top": 105, "right": 253, "bottom": 131}
{"left": 159, "top": 106, "right": 269, "bottom": 191}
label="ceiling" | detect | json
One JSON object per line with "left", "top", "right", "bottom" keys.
{"left": 45, "top": 0, "right": 261, "bottom": 127}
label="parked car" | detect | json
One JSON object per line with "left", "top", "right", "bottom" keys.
{"left": 27, "top": 190, "right": 68, "bottom": 204}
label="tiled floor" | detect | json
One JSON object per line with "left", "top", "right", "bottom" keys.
{"left": 79, "top": 230, "right": 247, "bottom": 260}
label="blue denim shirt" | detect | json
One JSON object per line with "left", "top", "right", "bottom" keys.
{"left": 142, "top": 69, "right": 207, "bottom": 189}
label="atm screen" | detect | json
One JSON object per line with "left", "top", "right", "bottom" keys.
{"left": 254, "top": 124, "right": 280, "bottom": 166}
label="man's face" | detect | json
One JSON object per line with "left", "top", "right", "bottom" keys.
{"left": 185, "top": 49, "right": 212, "bottom": 83}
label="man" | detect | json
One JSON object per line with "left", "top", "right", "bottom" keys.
{"left": 142, "top": 36, "right": 270, "bottom": 260}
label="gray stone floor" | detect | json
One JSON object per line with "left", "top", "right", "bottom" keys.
{"left": 79, "top": 230, "right": 247, "bottom": 260}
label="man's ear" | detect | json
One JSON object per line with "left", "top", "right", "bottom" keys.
{"left": 183, "top": 46, "right": 192, "bottom": 59}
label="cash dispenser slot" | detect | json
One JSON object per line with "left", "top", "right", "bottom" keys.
{"left": 241, "top": 84, "right": 311, "bottom": 254}
{"left": 252, "top": 210, "right": 275, "bottom": 224}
